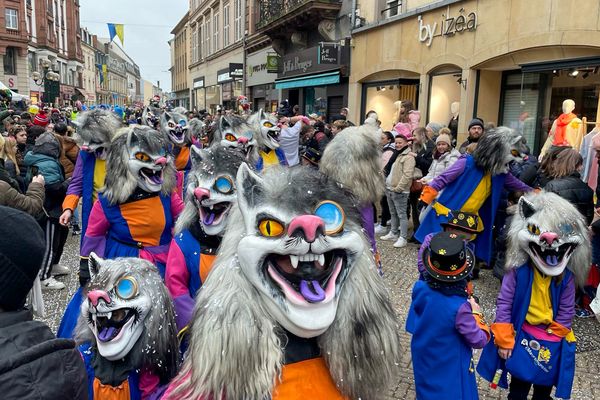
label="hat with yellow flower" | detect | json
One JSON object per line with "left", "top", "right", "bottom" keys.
{"left": 422, "top": 231, "right": 475, "bottom": 282}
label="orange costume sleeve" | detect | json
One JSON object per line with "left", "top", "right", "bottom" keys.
{"left": 419, "top": 185, "right": 438, "bottom": 205}
{"left": 491, "top": 322, "right": 515, "bottom": 349}
{"left": 473, "top": 313, "right": 491, "bottom": 342}
{"left": 62, "top": 193, "right": 80, "bottom": 212}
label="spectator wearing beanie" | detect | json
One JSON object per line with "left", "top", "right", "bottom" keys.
{"left": 421, "top": 134, "right": 461, "bottom": 184}
{"left": 459, "top": 117, "right": 484, "bottom": 154}
{"left": 0, "top": 207, "right": 87, "bottom": 399}
{"left": 33, "top": 111, "right": 49, "bottom": 127}
{"left": 425, "top": 122, "right": 444, "bottom": 141}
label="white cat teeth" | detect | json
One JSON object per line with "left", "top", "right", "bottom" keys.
{"left": 97, "top": 311, "right": 112, "bottom": 319}
{"left": 290, "top": 255, "right": 299, "bottom": 269}
{"left": 209, "top": 205, "right": 214, "bottom": 210}
{"left": 318, "top": 254, "right": 325, "bottom": 267}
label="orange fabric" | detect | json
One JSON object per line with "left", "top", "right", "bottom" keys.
{"left": 93, "top": 377, "right": 131, "bottom": 400}
{"left": 200, "top": 253, "right": 216, "bottom": 283}
{"left": 419, "top": 185, "right": 438, "bottom": 205}
{"left": 491, "top": 322, "right": 515, "bottom": 349}
{"left": 175, "top": 146, "right": 190, "bottom": 171}
{"left": 63, "top": 193, "right": 80, "bottom": 211}
{"left": 474, "top": 314, "right": 491, "bottom": 342}
{"left": 272, "top": 358, "right": 347, "bottom": 400}
{"left": 547, "top": 321, "right": 570, "bottom": 338}
{"left": 119, "top": 196, "right": 166, "bottom": 246}
{"left": 553, "top": 113, "right": 576, "bottom": 146}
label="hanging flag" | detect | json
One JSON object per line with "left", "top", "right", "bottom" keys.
{"left": 96, "top": 64, "right": 104, "bottom": 84}
{"left": 107, "top": 23, "right": 124, "bottom": 45}
{"left": 102, "top": 64, "right": 108, "bottom": 84}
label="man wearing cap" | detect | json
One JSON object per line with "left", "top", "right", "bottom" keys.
{"left": 0, "top": 206, "right": 87, "bottom": 399}
{"left": 458, "top": 117, "right": 484, "bottom": 154}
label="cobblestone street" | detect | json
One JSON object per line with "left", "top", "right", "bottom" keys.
{"left": 41, "top": 234, "right": 600, "bottom": 399}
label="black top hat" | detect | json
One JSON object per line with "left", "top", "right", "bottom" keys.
{"left": 301, "top": 147, "right": 321, "bottom": 165}
{"left": 441, "top": 210, "right": 483, "bottom": 233}
{"left": 422, "top": 232, "right": 475, "bottom": 282}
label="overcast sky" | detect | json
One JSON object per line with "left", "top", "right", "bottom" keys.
{"left": 79, "top": 0, "right": 188, "bottom": 92}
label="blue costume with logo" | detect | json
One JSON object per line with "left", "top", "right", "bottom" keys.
{"left": 477, "top": 264, "right": 576, "bottom": 399}
{"left": 406, "top": 280, "right": 480, "bottom": 399}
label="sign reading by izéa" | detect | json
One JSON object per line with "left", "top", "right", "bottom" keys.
{"left": 318, "top": 44, "right": 339, "bottom": 65}
{"left": 418, "top": 9, "right": 477, "bottom": 46}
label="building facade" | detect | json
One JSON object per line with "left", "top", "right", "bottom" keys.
{"left": 170, "top": 12, "right": 190, "bottom": 109}
{"left": 251, "top": 0, "right": 352, "bottom": 119}
{"left": 80, "top": 28, "right": 97, "bottom": 104}
{"left": 95, "top": 37, "right": 140, "bottom": 107}
{"left": 26, "top": 0, "right": 84, "bottom": 105}
{"left": 187, "top": 0, "right": 245, "bottom": 113}
{"left": 1, "top": 0, "right": 29, "bottom": 95}
{"left": 349, "top": 0, "right": 600, "bottom": 152}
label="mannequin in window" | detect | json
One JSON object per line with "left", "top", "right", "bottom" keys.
{"left": 448, "top": 101, "right": 460, "bottom": 141}
{"left": 540, "top": 99, "right": 584, "bottom": 158}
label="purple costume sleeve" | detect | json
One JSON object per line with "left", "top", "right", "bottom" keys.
{"left": 555, "top": 273, "right": 576, "bottom": 329}
{"left": 495, "top": 268, "right": 517, "bottom": 323}
{"left": 173, "top": 294, "right": 195, "bottom": 331}
{"left": 455, "top": 302, "right": 489, "bottom": 349}
{"left": 428, "top": 156, "right": 467, "bottom": 192}
{"left": 417, "top": 233, "right": 434, "bottom": 278}
{"left": 504, "top": 172, "right": 532, "bottom": 193}
{"left": 360, "top": 203, "right": 377, "bottom": 254}
{"left": 66, "top": 152, "right": 84, "bottom": 196}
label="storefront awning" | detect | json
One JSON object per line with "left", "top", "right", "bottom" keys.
{"left": 275, "top": 71, "right": 340, "bottom": 90}
{"left": 75, "top": 88, "right": 88, "bottom": 99}
{"left": 520, "top": 56, "right": 600, "bottom": 73}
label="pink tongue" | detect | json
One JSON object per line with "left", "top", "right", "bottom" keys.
{"left": 299, "top": 280, "right": 326, "bottom": 303}
{"left": 203, "top": 212, "right": 215, "bottom": 225}
{"left": 98, "top": 326, "right": 116, "bottom": 342}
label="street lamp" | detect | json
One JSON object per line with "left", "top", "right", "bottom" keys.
{"left": 32, "top": 58, "right": 61, "bottom": 105}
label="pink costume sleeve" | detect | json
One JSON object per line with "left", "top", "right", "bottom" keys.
{"left": 139, "top": 369, "right": 160, "bottom": 400}
{"left": 166, "top": 239, "right": 191, "bottom": 298}
{"left": 171, "top": 191, "right": 185, "bottom": 220}
{"left": 80, "top": 200, "right": 110, "bottom": 257}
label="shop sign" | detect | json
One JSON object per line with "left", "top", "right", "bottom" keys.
{"left": 217, "top": 67, "right": 232, "bottom": 83}
{"left": 248, "top": 62, "right": 267, "bottom": 77}
{"left": 318, "top": 44, "right": 339, "bottom": 65}
{"left": 280, "top": 44, "right": 348, "bottom": 79}
{"left": 266, "top": 54, "right": 279, "bottom": 73}
{"left": 418, "top": 9, "right": 477, "bottom": 47}
{"left": 5, "top": 75, "right": 17, "bottom": 89}
{"left": 229, "top": 63, "right": 243, "bottom": 78}
{"left": 193, "top": 77, "right": 205, "bottom": 89}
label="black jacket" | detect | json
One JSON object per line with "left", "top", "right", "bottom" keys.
{"left": 0, "top": 309, "right": 88, "bottom": 400}
{"left": 414, "top": 140, "right": 435, "bottom": 175}
{"left": 545, "top": 172, "right": 595, "bottom": 225}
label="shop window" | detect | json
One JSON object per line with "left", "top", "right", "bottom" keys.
{"left": 234, "top": 0, "right": 242, "bottom": 41}
{"left": 3, "top": 47, "right": 16, "bottom": 75}
{"left": 5, "top": 8, "right": 18, "bottom": 30}
{"left": 428, "top": 72, "right": 461, "bottom": 126}
{"left": 213, "top": 11, "right": 220, "bottom": 52}
{"left": 223, "top": 3, "right": 230, "bottom": 48}
{"left": 361, "top": 80, "right": 419, "bottom": 131}
{"left": 304, "top": 87, "right": 328, "bottom": 117}
{"left": 500, "top": 73, "right": 544, "bottom": 151}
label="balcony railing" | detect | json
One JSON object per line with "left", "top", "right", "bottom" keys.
{"left": 256, "top": 0, "right": 341, "bottom": 29}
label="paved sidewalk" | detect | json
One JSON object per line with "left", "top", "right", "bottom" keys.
{"left": 41, "top": 235, "right": 600, "bottom": 399}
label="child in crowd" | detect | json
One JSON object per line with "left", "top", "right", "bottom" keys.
{"left": 407, "top": 231, "right": 490, "bottom": 400}
{"left": 24, "top": 132, "right": 69, "bottom": 290}
{"left": 380, "top": 126, "right": 415, "bottom": 248}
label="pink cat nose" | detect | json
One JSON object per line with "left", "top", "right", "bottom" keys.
{"left": 194, "top": 187, "right": 210, "bottom": 201}
{"left": 287, "top": 215, "right": 325, "bottom": 243}
{"left": 540, "top": 232, "right": 559, "bottom": 246}
{"left": 88, "top": 290, "right": 111, "bottom": 307}
{"left": 155, "top": 157, "right": 167, "bottom": 166}
{"left": 237, "top": 137, "right": 249, "bottom": 145}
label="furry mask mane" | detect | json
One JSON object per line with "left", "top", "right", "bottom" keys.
{"left": 73, "top": 109, "right": 122, "bottom": 145}
{"left": 319, "top": 123, "right": 385, "bottom": 204}
{"left": 472, "top": 126, "right": 522, "bottom": 175}
{"left": 166, "top": 166, "right": 400, "bottom": 400}
{"left": 102, "top": 125, "right": 176, "bottom": 205}
{"left": 74, "top": 255, "right": 179, "bottom": 383}
{"left": 505, "top": 191, "right": 591, "bottom": 286}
